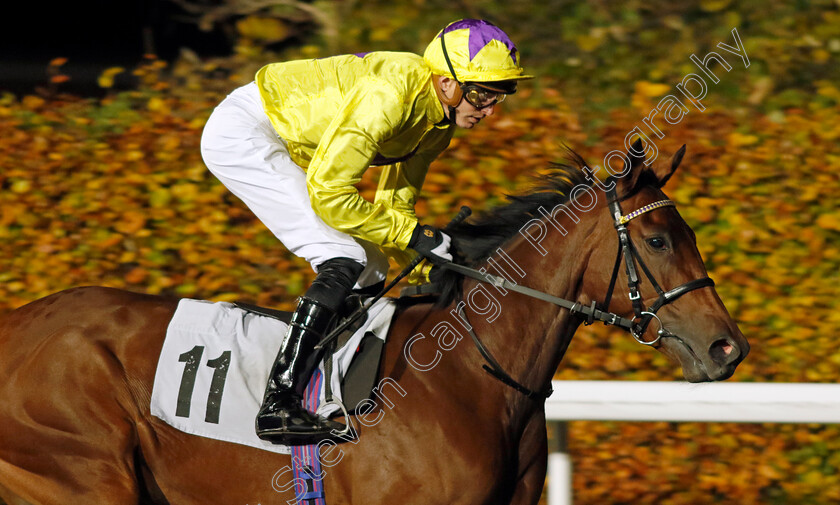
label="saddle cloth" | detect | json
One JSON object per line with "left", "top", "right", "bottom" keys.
{"left": 150, "top": 298, "right": 396, "bottom": 454}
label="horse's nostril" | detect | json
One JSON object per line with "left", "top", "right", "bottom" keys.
{"left": 709, "top": 337, "right": 737, "bottom": 365}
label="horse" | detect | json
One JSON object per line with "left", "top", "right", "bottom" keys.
{"left": 0, "top": 146, "right": 748, "bottom": 505}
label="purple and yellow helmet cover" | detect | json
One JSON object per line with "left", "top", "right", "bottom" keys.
{"left": 423, "top": 19, "right": 533, "bottom": 83}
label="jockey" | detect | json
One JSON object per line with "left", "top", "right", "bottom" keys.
{"left": 200, "top": 19, "right": 532, "bottom": 445}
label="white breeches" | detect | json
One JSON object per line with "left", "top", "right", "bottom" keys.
{"left": 200, "top": 82, "right": 389, "bottom": 288}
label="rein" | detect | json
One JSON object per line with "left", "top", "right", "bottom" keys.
{"left": 444, "top": 188, "right": 715, "bottom": 400}
{"left": 456, "top": 305, "right": 554, "bottom": 401}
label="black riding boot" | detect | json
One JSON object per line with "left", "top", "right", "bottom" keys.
{"left": 255, "top": 257, "right": 364, "bottom": 445}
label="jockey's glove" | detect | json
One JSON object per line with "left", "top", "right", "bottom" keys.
{"left": 409, "top": 224, "right": 453, "bottom": 264}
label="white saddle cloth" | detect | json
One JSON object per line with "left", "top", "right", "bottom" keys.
{"left": 150, "top": 298, "right": 396, "bottom": 454}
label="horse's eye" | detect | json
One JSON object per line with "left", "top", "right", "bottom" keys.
{"left": 647, "top": 237, "right": 668, "bottom": 251}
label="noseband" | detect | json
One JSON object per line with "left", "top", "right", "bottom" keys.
{"left": 443, "top": 184, "right": 715, "bottom": 399}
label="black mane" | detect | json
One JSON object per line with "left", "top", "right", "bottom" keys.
{"left": 422, "top": 149, "right": 594, "bottom": 306}
{"left": 447, "top": 149, "right": 592, "bottom": 264}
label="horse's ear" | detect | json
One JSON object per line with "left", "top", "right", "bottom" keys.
{"left": 653, "top": 144, "right": 685, "bottom": 188}
{"left": 615, "top": 139, "right": 647, "bottom": 195}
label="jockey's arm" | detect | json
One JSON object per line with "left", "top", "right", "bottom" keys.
{"left": 305, "top": 77, "right": 417, "bottom": 250}
{"left": 376, "top": 128, "right": 453, "bottom": 284}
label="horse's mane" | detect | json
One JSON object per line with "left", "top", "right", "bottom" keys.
{"left": 431, "top": 147, "right": 660, "bottom": 305}
{"left": 447, "top": 153, "right": 587, "bottom": 264}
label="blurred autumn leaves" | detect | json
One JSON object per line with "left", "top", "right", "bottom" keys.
{"left": 2, "top": 0, "right": 840, "bottom": 504}
{"left": 551, "top": 71, "right": 840, "bottom": 504}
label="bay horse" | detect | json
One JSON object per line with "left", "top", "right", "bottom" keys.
{"left": 0, "top": 146, "right": 748, "bottom": 505}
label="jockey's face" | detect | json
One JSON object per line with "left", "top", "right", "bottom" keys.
{"left": 438, "top": 77, "right": 497, "bottom": 129}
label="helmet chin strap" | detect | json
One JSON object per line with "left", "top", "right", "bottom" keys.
{"left": 436, "top": 24, "right": 465, "bottom": 125}
{"left": 448, "top": 104, "right": 458, "bottom": 124}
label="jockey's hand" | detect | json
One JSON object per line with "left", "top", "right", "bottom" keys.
{"left": 409, "top": 224, "right": 453, "bottom": 264}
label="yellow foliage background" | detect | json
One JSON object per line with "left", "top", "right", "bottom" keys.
{"left": 1, "top": 0, "right": 839, "bottom": 503}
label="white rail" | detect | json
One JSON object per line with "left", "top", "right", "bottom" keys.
{"left": 545, "top": 381, "right": 840, "bottom": 505}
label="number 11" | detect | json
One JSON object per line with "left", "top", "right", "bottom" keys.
{"left": 175, "top": 346, "right": 231, "bottom": 424}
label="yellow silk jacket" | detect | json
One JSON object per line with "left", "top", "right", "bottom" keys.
{"left": 255, "top": 52, "right": 454, "bottom": 276}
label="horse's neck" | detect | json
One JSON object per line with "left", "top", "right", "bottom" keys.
{"left": 457, "top": 218, "right": 593, "bottom": 411}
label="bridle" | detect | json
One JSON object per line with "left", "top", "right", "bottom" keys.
{"left": 602, "top": 185, "right": 715, "bottom": 346}
{"left": 444, "top": 185, "right": 715, "bottom": 400}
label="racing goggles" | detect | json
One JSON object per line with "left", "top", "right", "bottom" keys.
{"left": 462, "top": 84, "right": 507, "bottom": 109}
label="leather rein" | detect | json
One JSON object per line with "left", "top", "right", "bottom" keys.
{"left": 444, "top": 186, "right": 715, "bottom": 401}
